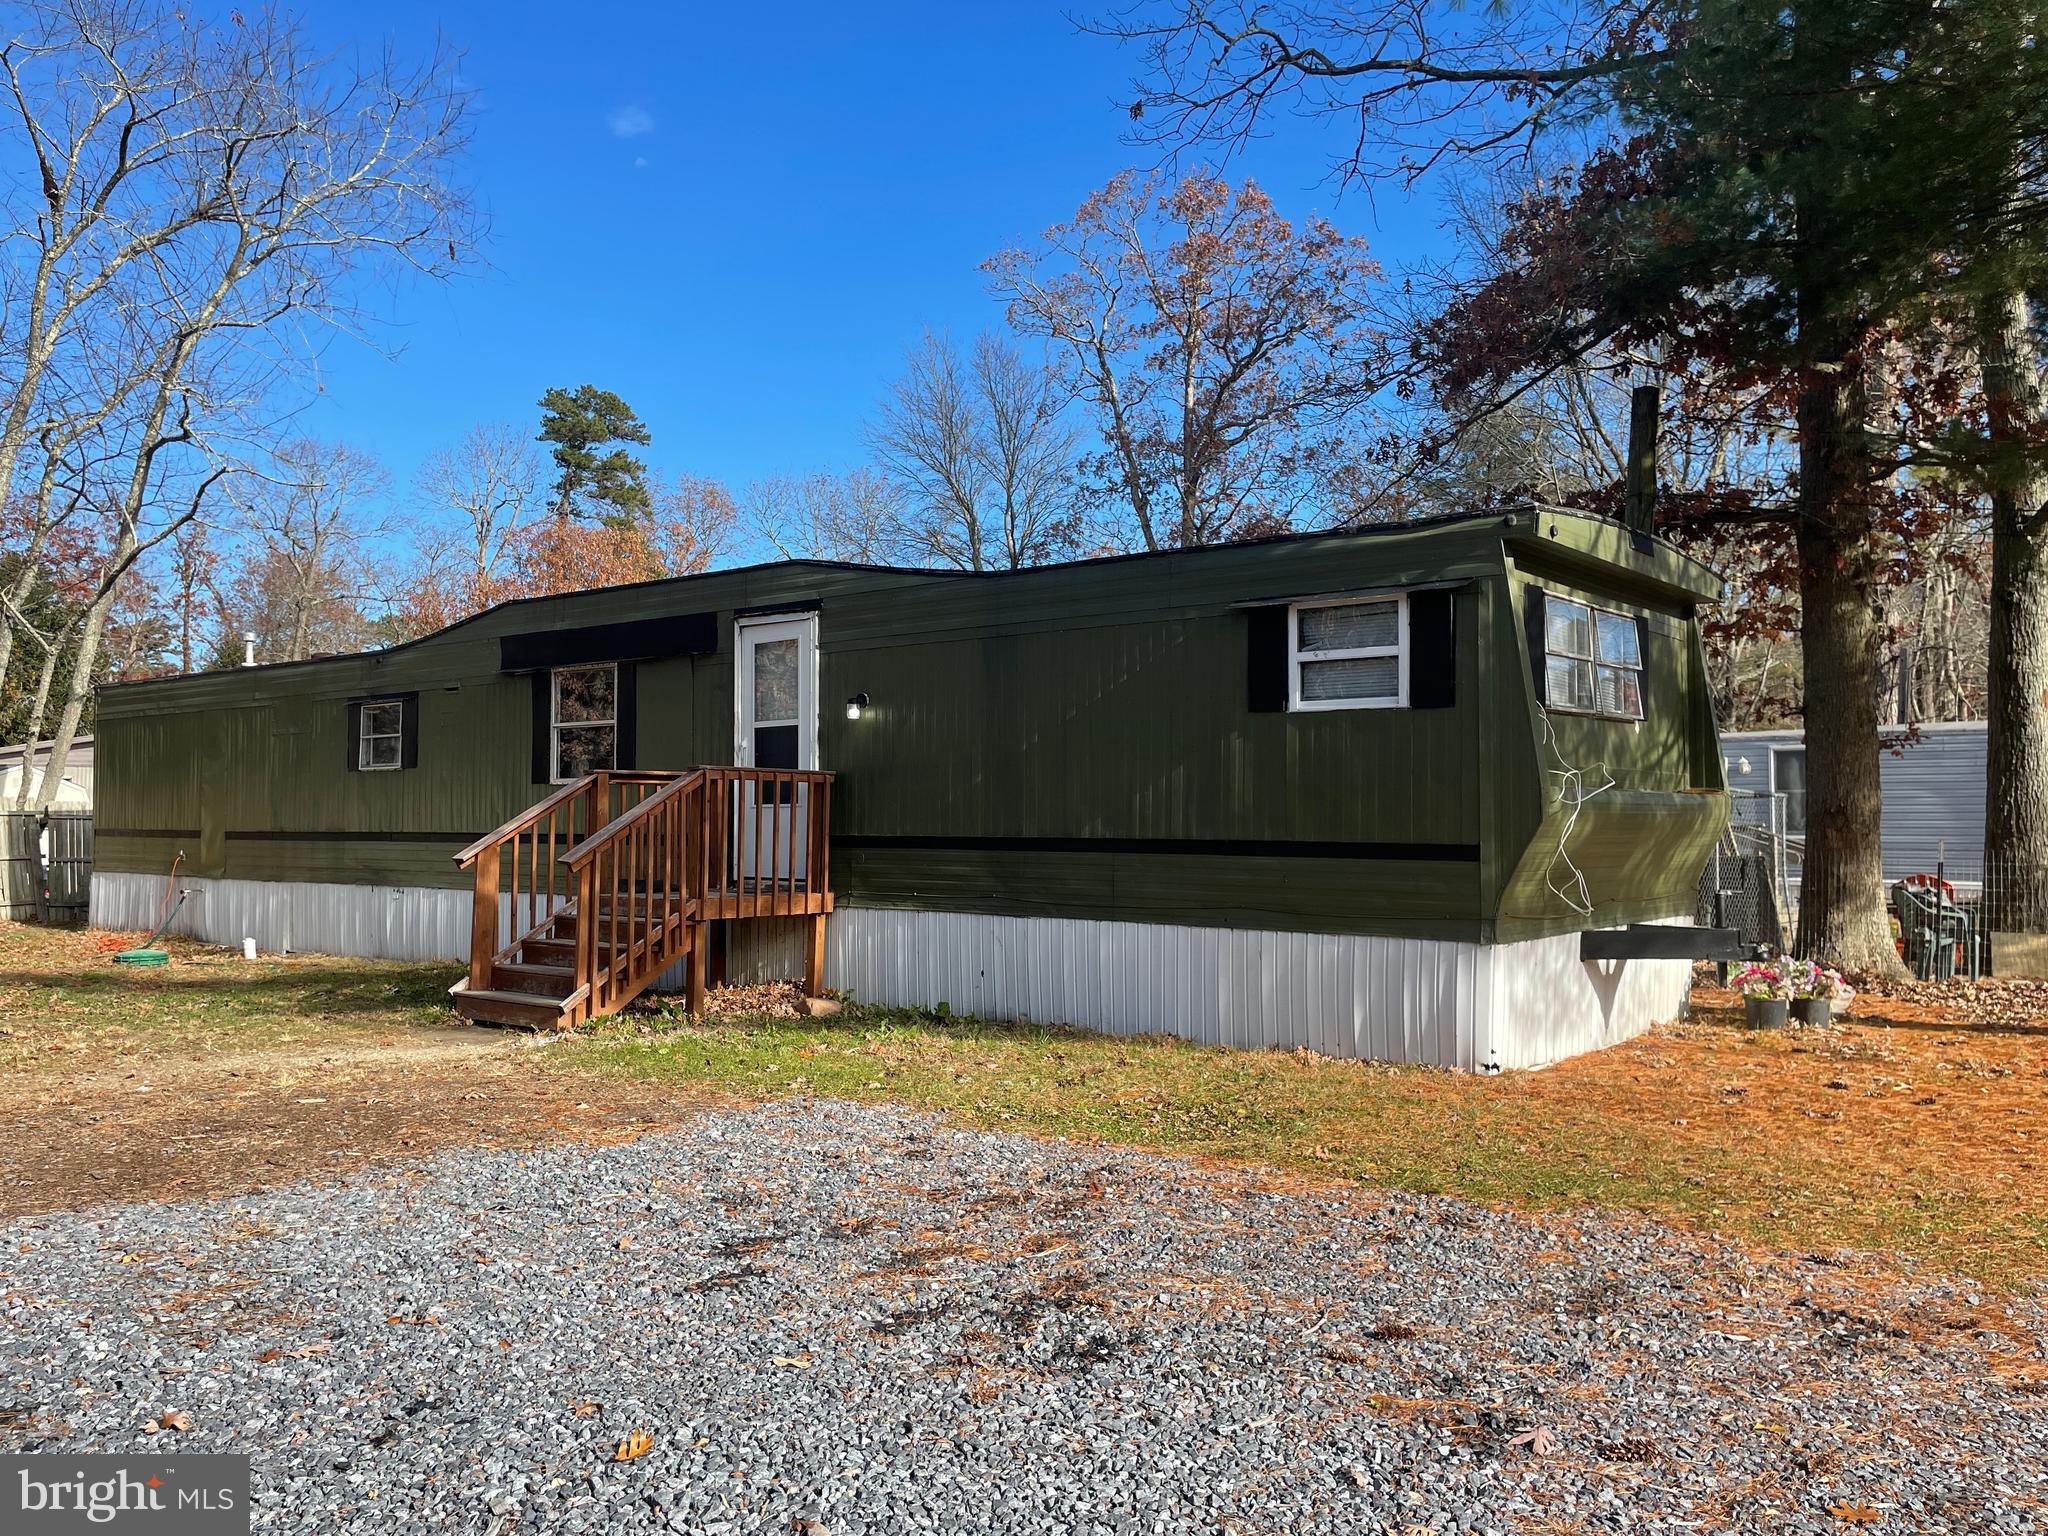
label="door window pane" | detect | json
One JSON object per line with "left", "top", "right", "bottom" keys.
{"left": 752, "top": 637, "right": 799, "bottom": 722}
{"left": 754, "top": 723, "right": 800, "bottom": 770}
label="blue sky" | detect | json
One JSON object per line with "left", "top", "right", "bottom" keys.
{"left": 299, "top": 1, "right": 1450, "bottom": 528}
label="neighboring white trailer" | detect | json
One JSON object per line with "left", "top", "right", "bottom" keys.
{"left": 1719, "top": 721, "right": 1987, "bottom": 881}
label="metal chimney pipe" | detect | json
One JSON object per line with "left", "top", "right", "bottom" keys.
{"left": 1623, "top": 384, "right": 1660, "bottom": 544}
{"left": 241, "top": 631, "right": 257, "bottom": 668}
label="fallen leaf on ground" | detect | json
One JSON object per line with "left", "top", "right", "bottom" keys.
{"left": 1508, "top": 1425, "right": 1558, "bottom": 1455}
{"left": 614, "top": 1429, "right": 655, "bottom": 1462}
{"left": 1829, "top": 1504, "right": 1881, "bottom": 1525}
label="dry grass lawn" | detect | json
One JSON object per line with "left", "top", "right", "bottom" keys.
{"left": 3, "top": 923, "right": 2044, "bottom": 1291}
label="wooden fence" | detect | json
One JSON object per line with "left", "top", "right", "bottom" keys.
{"left": 0, "top": 810, "right": 92, "bottom": 923}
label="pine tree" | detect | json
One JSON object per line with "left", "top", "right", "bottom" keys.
{"left": 536, "top": 385, "right": 654, "bottom": 527}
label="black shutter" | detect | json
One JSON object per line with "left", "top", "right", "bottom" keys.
{"left": 1633, "top": 613, "right": 1651, "bottom": 671}
{"left": 1408, "top": 590, "right": 1456, "bottom": 709}
{"left": 1246, "top": 605, "right": 1289, "bottom": 713}
{"left": 530, "top": 670, "right": 552, "bottom": 784}
{"left": 614, "top": 661, "right": 637, "bottom": 770}
{"left": 344, "top": 700, "right": 362, "bottom": 773}
{"left": 1524, "top": 587, "right": 1549, "bottom": 704}
{"left": 400, "top": 693, "right": 421, "bottom": 769}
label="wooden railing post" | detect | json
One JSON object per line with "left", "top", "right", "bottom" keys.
{"left": 574, "top": 860, "right": 596, "bottom": 1015}
{"left": 470, "top": 843, "right": 499, "bottom": 992}
{"left": 687, "top": 919, "right": 707, "bottom": 1016}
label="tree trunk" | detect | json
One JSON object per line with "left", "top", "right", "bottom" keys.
{"left": 1791, "top": 351, "right": 1904, "bottom": 972}
{"left": 1977, "top": 288, "right": 2048, "bottom": 932}
{"left": 10, "top": 638, "right": 61, "bottom": 810}
{"left": 31, "top": 588, "right": 111, "bottom": 814}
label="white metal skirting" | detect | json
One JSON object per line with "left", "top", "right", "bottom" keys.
{"left": 94, "top": 871, "right": 479, "bottom": 962}
{"left": 92, "top": 873, "right": 1692, "bottom": 1070}
{"left": 736, "top": 907, "right": 1692, "bottom": 1072}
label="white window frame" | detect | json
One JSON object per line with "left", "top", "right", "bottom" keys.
{"left": 357, "top": 697, "right": 405, "bottom": 772}
{"left": 1288, "top": 593, "right": 1410, "bottom": 712}
{"left": 1540, "top": 595, "right": 1646, "bottom": 722}
{"left": 550, "top": 662, "right": 618, "bottom": 784}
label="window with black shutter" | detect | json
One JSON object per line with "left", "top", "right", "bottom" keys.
{"left": 1289, "top": 594, "right": 1407, "bottom": 710}
{"left": 1246, "top": 586, "right": 1458, "bottom": 713}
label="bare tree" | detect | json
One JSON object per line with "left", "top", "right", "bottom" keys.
{"left": 868, "top": 331, "right": 1078, "bottom": 570}
{"left": 0, "top": 0, "right": 235, "bottom": 696}
{"left": 397, "top": 422, "right": 544, "bottom": 633}
{"left": 987, "top": 171, "right": 1386, "bottom": 550}
{"left": 745, "top": 470, "right": 908, "bottom": 565}
{"left": 229, "top": 440, "right": 390, "bottom": 663}
{"left": 0, "top": 0, "right": 478, "bottom": 808}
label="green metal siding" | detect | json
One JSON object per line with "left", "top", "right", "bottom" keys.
{"left": 1492, "top": 539, "right": 1729, "bottom": 940}
{"left": 94, "top": 511, "right": 1728, "bottom": 941}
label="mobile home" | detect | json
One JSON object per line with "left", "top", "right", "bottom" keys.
{"left": 1720, "top": 721, "right": 1988, "bottom": 881}
{"left": 92, "top": 506, "right": 1729, "bottom": 1070}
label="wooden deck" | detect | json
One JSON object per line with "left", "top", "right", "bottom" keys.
{"left": 698, "top": 878, "right": 835, "bottom": 921}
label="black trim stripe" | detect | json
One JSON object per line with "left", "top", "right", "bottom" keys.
{"left": 95, "top": 828, "right": 201, "bottom": 840}
{"left": 835, "top": 833, "right": 1479, "bottom": 863}
{"left": 224, "top": 830, "right": 477, "bottom": 843}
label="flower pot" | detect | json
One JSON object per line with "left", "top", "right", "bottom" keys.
{"left": 1744, "top": 997, "right": 1790, "bottom": 1030}
{"left": 1791, "top": 998, "right": 1833, "bottom": 1028}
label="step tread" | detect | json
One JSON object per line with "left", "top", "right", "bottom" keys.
{"left": 453, "top": 986, "right": 570, "bottom": 1010}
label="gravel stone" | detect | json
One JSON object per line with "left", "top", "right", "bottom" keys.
{"left": 2, "top": 1099, "right": 2041, "bottom": 1533}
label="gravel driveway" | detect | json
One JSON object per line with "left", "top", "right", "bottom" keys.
{"left": 4, "top": 1101, "right": 2041, "bottom": 1535}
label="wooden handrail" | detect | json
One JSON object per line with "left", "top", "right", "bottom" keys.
{"left": 453, "top": 774, "right": 596, "bottom": 867}
{"left": 455, "top": 770, "right": 685, "bottom": 866}
{"left": 560, "top": 767, "right": 705, "bottom": 869}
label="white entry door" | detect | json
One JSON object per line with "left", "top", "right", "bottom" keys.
{"left": 734, "top": 614, "right": 818, "bottom": 883}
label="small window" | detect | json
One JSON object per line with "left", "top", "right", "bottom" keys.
{"left": 358, "top": 698, "right": 405, "bottom": 771}
{"left": 1290, "top": 595, "right": 1407, "bottom": 710}
{"left": 552, "top": 663, "right": 617, "bottom": 782}
{"left": 1773, "top": 747, "right": 1808, "bottom": 836}
{"left": 1541, "top": 596, "right": 1644, "bottom": 721}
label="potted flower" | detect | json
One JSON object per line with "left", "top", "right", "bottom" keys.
{"left": 1731, "top": 959, "right": 1792, "bottom": 1029}
{"left": 1791, "top": 961, "right": 1852, "bottom": 1027}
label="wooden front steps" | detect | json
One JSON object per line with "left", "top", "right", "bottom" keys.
{"left": 448, "top": 767, "right": 833, "bottom": 1030}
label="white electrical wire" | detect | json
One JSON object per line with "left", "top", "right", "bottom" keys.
{"left": 1539, "top": 707, "right": 1616, "bottom": 916}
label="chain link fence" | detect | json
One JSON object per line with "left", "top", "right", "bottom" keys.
{"left": 1697, "top": 804, "right": 1792, "bottom": 967}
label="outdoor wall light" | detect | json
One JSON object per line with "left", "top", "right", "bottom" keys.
{"left": 846, "top": 692, "right": 870, "bottom": 721}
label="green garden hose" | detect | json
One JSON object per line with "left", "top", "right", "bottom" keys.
{"left": 113, "top": 886, "right": 188, "bottom": 966}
